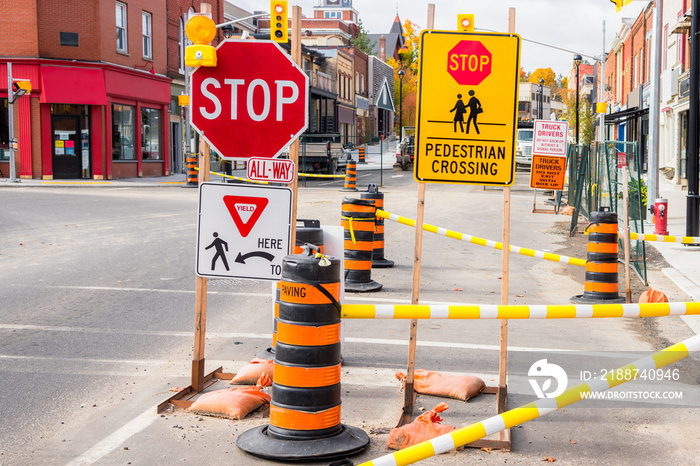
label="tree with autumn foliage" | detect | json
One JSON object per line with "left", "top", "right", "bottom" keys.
{"left": 561, "top": 89, "right": 596, "bottom": 145}
{"left": 528, "top": 67, "right": 557, "bottom": 86}
{"left": 387, "top": 19, "right": 421, "bottom": 133}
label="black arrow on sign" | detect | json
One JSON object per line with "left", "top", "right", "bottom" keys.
{"left": 235, "top": 251, "right": 275, "bottom": 264}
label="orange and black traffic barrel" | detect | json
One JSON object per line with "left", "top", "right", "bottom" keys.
{"left": 186, "top": 154, "right": 198, "bottom": 187}
{"left": 295, "top": 219, "right": 324, "bottom": 254}
{"left": 257, "top": 283, "right": 281, "bottom": 360}
{"left": 361, "top": 184, "right": 394, "bottom": 268}
{"left": 342, "top": 160, "right": 358, "bottom": 191}
{"left": 571, "top": 208, "right": 625, "bottom": 304}
{"left": 237, "top": 247, "right": 369, "bottom": 461}
{"left": 358, "top": 145, "right": 366, "bottom": 164}
{"left": 341, "top": 197, "right": 382, "bottom": 292}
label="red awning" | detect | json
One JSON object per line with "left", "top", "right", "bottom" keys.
{"left": 40, "top": 65, "right": 107, "bottom": 105}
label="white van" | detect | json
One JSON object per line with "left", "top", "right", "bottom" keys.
{"left": 515, "top": 128, "right": 534, "bottom": 169}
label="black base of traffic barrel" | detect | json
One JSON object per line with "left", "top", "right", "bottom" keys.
{"left": 256, "top": 346, "right": 275, "bottom": 360}
{"left": 569, "top": 294, "right": 626, "bottom": 304}
{"left": 371, "top": 257, "right": 395, "bottom": 268}
{"left": 344, "top": 279, "right": 383, "bottom": 292}
{"left": 237, "top": 423, "right": 369, "bottom": 462}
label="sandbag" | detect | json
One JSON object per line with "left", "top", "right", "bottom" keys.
{"left": 387, "top": 402, "right": 455, "bottom": 450}
{"left": 639, "top": 287, "right": 668, "bottom": 304}
{"left": 188, "top": 376, "right": 271, "bottom": 420}
{"left": 230, "top": 357, "right": 274, "bottom": 385}
{"left": 396, "top": 369, "right": 485, "bottom": 401}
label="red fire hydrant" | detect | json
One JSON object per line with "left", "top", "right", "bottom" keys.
{"left": 652, "top": 198, "right": 669, "bottom": 236}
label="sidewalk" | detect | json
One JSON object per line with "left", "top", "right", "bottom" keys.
{"left": 649, "top": 177, "right": 700, "bottom": 333}
{"left": 347, "top": 140, "right": 398, "bottom": 171}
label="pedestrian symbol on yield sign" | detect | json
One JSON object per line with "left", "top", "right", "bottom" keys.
{"left": 205, "top": 232, "right": 230, "bottom": 271}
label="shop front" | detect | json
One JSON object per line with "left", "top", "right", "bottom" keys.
{"left": 1, "top": 60, "right": 171, "bottom": 180}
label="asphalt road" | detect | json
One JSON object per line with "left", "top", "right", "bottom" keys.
{"left": 1, "top": 170, "right": 699, "bottom": 465}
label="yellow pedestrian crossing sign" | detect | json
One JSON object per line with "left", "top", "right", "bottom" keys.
{"left": 414, "top": 30, "right": 521, "bottom": 186}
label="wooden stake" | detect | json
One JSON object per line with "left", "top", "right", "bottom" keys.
{"left": 191, "top": 2, "right": 212, "bottom": 394}
{"left": 289, "top": 6, "right": 302, "bottom": 250}
{"left": 498, "top": 6, "right": 516, "bottom": 415}
{"left": 400, "top": 3, "right": 434, "bottom": 427}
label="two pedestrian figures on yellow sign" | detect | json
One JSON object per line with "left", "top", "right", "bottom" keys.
{"left": 450, "top": 90, "right": 482, "bottom": 134}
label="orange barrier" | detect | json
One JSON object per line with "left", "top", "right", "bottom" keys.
{"left": 342, "top": 161, "right": 358, "bottom": 191}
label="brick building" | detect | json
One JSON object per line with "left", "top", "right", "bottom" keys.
{"left": 0, "top": 0, "right": 177, "bottom": 180}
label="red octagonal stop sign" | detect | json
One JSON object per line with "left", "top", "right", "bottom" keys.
{"left": 447, "top": 40, "right": 492, "bottom": 86}
{"left": 190, "top": 40, "right": 309, "bottom": 160}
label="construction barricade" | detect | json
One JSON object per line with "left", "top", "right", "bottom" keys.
{"left": 361, "top": 185, "right": 394, "bottom": 268}
{"left": 186, "top": 154, "right": 198, "bottom": 187}
{"left": 342, "top": 161, "right": 359, "bottom": 191}
{"left": 358, "top": 332, "right": 700, "bottom": 466}
{"left": 294, "top": 219, "right": 324, "bottom": 254}
{"left": 571, "top": 207, "right": 625, "bottom": 304}
{"left": 341, "top": 198, "right": 382, "bottom": 292}
{"left": 358, "top": 145, "right": 366, "bottom": 164}
{"left": 237, "top": 248, "right": 369, "bottom": 461}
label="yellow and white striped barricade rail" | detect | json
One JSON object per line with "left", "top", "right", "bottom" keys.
{"left": 377, "top": 210, "right": 586, "bottom": 267}
{"left": 630, "top": 232, "right": 700, "bottom": 244}
{"left": 360, "top": 333, "right": 700, "bottom": 466}
{"left": 299, "top": 172, "right": 344, "bottom": 179}
{"left": 194, "top": 167, "right": 269, "bottom": 185}
{"left": 340, "top": 302, "right": 700, "bottom": 320}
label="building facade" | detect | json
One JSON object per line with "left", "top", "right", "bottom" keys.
{"left": 1, "top": 0, "right": 175, "bottom": 180}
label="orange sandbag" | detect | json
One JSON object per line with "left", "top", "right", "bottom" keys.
{"left": 230, "top": 357, "right": 274, "bottom": 385}
{"left": 396, "top": 369, "right": 485, "bottom": 401}
{"left": 639, "top": 287, "right": 668, "bottom": 304}
{"left": 387, "top": 402, "right": 455, "bottom": 450}
{"left": 188, "top": 377, "right": 271, "bottom": 420}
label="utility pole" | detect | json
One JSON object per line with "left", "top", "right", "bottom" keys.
{"left": 7, "top": 62, "right": 17, "bottom": 182}
{"left": 599, "top": 21, "right": 606, "bottom": 146}
{"left": 647, "top": 0, "right": 662, "bottom": 224}
{"left": 687, "top": 0, "right": 700, "bottom": 237}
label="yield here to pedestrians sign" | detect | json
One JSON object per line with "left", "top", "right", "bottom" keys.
{"left": 196, "top": 183, "right": 292, "bottom": 280}
{"left": 414, "top": 31, "right": 521, "bottom": 186}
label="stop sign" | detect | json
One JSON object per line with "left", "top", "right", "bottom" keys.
{"left": 190, "top": 40, "right": 309, "bottom": 159}
{"left": 447, "top": 40, "right": 492, "bottom": 86}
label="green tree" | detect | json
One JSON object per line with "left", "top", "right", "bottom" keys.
{"left": 561, "top": 90, "right": 596, "bottom": 145}
{"left": 350, "top": 18, "right": 375, "bottom": 54}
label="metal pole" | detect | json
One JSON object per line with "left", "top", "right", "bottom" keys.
{"left": 647, "top": 1, "right": 662, "bottom": 224}
{"left": 687, "top": 0, "right": 700, "bottom": 237}
{"left": 7, "top": 62, "right": 17, "bottom": 182}
{"left": 399, "top": 75, "right": 403, "bottom": 141}
{"left": 599, "top": 21, "right": 606, "bottom": 146}
{"left": 380, "top": 134, "right": 384, "bottom": 188}
{"left": 576, "top": 63, "right": 580, "bottom": 145}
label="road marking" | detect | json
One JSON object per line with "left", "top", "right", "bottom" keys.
{"left": 65, "top": 408, "right": 158, "bottom": 466}
{"left": 0, "top": 324, "right": 641, "bottom": 358}
{"left": 39, "top": 285, "right": 271, "bottom": 297}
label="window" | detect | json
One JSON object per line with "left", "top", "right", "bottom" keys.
{"left": 116, "top": 2, "right": 127, "bottom": 53}
{"left": 141, "top": 107, "right": 161, "bottom": 160}
{"left": 60, "top": 32, "right": 79, "bottom": 47}
{"left": 112, "top": 104, "right": 135, "bottom": 160}
{"left": 142, "top": 11, "right": 152, "bottom": 59}
{"left": 324, "top": 11, "right": 341, "bottom": 19}
{"left": 0, "top": 98, "right": 8, "bottom": 160}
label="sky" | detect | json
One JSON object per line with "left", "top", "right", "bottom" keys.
{"left": 229, "top": 0, "right": 648, "bottom": 78}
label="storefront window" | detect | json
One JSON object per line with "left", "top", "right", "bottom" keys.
{"left": 141, "top": 107, "right": 161, "bottom": 160}
{"left": 0, "top": 98, "right": 8, "bottom": 160}
{"left": 112, "top": 104, "right": 135, "bottom": 160}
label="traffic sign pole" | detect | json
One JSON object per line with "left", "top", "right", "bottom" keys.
{"left": 289, "top": 5, "right": 302, "bottom": 254}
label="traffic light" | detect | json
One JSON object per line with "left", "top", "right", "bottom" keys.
{"left": 457, "top": 14, "right": 474, "bottom": 33}
{"left": 185, "top": 14, "right": 217, "bottom": 67}
{"left": 270, "top": 1, "right": 288, "bottom": 43}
